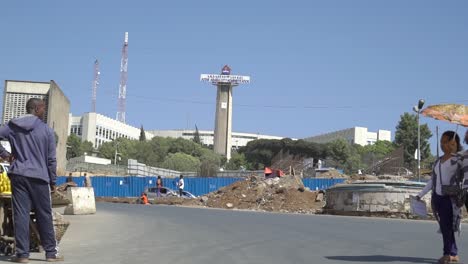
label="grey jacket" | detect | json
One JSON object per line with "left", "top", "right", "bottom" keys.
{"left": 0, "top": 115, "right": 57, "bottom": 185}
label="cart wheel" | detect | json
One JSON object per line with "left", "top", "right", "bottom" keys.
{"left": 4, "top": 244, "right": 13, "bottom": 256}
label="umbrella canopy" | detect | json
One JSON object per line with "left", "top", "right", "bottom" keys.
{"left": 421, "top": 104, "right": 468, "bottom": 127}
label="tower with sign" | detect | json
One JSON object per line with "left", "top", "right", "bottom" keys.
{"left": 200, "top": 65, "right": 250, "bottom": 160}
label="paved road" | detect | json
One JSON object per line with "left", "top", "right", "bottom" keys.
{"left": 1, "top": 203, "right": 467, "bottom": 264}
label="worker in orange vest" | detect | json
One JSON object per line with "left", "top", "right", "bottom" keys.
{"left": 140, "top": 192, "right": 149, "bottom": 205}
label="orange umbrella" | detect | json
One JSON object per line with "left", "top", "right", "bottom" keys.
{"left": 421, "top": 104, "right": 468, "bottom": 127}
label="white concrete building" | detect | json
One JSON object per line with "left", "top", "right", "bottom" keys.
{"left": 2, "top": 80, "right": 70, "bottom": 172}
{"left": 148, "top": 129, "right": 288, "bottom": 149}
{"left": 69, "top": 112, "right": 153, "bottom": 148}
{"left": 68, "top": 155, "right": 112, "bottom": 165}
{"left": 304, "top": 127, "right": 391, "bottom": 146}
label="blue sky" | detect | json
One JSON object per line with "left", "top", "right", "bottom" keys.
{"left": 1, "top": 1, "right": 467, "bottom": 153}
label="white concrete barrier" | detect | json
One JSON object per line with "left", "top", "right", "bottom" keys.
{"left": 64, "top": 187, "right": 96, "bottom": 215}
{"left": 324, "top": 181, "right": 430, "bottom": 214}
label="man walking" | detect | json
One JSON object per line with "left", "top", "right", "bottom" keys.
{"left": 0, "top": 98, "right": 63, "bottom": 263}
{"left": 177, "top": 175, "right": 184, "bottom": 197}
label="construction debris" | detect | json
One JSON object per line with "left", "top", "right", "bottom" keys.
{"left": 96, "top": 175, "right": 324, "bottom": 214}
{"left": 198, "top": 175, "right": 324, "bottom": 214}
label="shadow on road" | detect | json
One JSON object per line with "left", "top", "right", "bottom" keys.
{"left": 0, "top": 256, "right": 45, "bottom": 262}
{"left": 325, "top": 255, "right": 437, "bottom": 263}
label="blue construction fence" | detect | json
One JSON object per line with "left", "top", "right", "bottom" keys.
{"left": 57, "top": 176, "right": 345, "bottom": 197}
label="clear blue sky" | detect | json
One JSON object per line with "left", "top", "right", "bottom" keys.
{"left": 1, "top": 1, "right": 467, "bottom": 154}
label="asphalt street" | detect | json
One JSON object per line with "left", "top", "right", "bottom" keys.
{"left": 1, "top": 202, "right": 467, "bottom": 264}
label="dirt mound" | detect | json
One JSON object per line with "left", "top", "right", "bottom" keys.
{"left": 199, "top": 175, "right": 324, "bottom": 214}
{"left": 347, "top": 174, "right": 379, "bottom": 182}
{"left": 316, "top": 169, "right": 348, "bottom": 178}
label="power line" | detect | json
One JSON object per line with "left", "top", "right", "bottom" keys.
{"left": 93, "top": 86, "right": 468, "bottom": 111}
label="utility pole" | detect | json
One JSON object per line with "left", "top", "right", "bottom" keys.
{"left": 114, "top": 144, "right": 121, "bottom": 175}
{"left": 114, "top": 148, "right": 121, "bottom": 165}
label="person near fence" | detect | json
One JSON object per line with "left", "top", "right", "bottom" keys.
{"left": 84, "top": 173, "right": 92, "bottom": 187}
{"left": 0, "top": 98, "right": 64, "bottom": 262}
{"left": 156, "top": 175, "right": 163, "bottom": 197}
{"left": 140, "top": 192, "right": 149, "bottom": 205}
{"left": 416, "top": 130, "right": 463, "bottom": 264}
{"left": 61, "top": 173, "right": 77, "bottom": 191}
{"left": 178, "top": 175, "right": 184, "bottom": 197}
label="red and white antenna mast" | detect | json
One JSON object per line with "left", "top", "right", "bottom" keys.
{"left": 116, "top": 32, "right": 129, "bottom": 123}
{"left": 91, "top": 59, "right": 100, "bottom": 112}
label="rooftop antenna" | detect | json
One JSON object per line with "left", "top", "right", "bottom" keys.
{"left": 116, "top": 32, "right": 129, "bottom": 123}
{"left": 91, "top": 59, "right": 100, "bottom": 112}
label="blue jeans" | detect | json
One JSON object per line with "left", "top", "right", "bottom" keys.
{"left": 432, "top": 193, "right": 457, "bottom": 256}
{"left": 10, "top": 175, "right": 58, "bottom": 259}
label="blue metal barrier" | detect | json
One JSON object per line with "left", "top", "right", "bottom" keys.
{"left": 302, "top": 178, "right": 346, "bottom": 191}
{"left": 57, "top": 176, "right": 344, "bottom": 197}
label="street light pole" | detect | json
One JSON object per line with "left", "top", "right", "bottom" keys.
{"left": 413, "top": 99, "right": 425, "bottom": 182}
{"left": 417, "top": 111, "right": 421, "bottom": 181}
{"left": 113, "top": 141, "right": 120, "bottom": 165}
{"left": 114, "top": 149, "right": 118, "bottom": 165}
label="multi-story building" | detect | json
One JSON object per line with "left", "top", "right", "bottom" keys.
{"left": 69, "top": 112, "right": 153, "bottom": 148}
{"left": 304, "top": 127, "right": 391, "bottom": 146}
{"left": 148, "top": 129, "right": 288, "bottom": 149}
{"left": 2, "top": 80, "right": 70, "bottom": 172}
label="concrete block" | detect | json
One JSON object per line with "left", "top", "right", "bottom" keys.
{"left": 64, "top": 187, "right": 96, "bottom": 215}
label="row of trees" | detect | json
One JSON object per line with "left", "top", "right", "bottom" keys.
{"left": 66, "top": 134, "right": 93, "bottom": 159}
{"left": 234, "top": 137, "right": 396, "bottom": 174}
{"left": 94, "top": 136, "right": 222, "bottom": 176}
{"left": 66, "top": 112, "right": 434, "bottom": 175}
{"left": 235, "top": 112, "right": 433, "bottom": 174}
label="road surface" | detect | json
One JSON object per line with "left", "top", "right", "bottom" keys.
{"left": 1, "top": 202, "right": 467, "bottom": 264}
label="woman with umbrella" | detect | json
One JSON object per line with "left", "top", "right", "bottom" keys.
{"left": 416, "top": 130, "right": 463, "bottom": 264}
{"left": 464, "top": 130, "right": 468, "bottom": 212}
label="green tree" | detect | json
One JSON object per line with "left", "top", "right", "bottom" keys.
{"left": 225, "top": 152, "right": 247, "bottom": 170}
{"left": 66, "top": 135, "right": 96, "bottom": 159}
{"left": 359, "top": 140, "right": 396, "bottom": 170}
{"left": 98, "top": 138, "right": 136, "bottom": 165}
{"left": 139, "top": 125, "right": 146, "bottom": 141}
{"left": 147, "top": 137, "right": 171, "bottom": 166}
{"left": 168, "top": 137, "right": 204, "bottom": 156}
{"left": 96, "top": 136, "right": 223, "bottom": 170}
{"left": 66, "top": 134, "right": 82, "bottom": 159}
{"left": 239, "top": 138, "right": 328, "bottom": 170}
{"left": 326, "top": 139, "right": 363, "bottom": 174}
{"left": 80, "top": 141, "right": 94, "bottom": 155}
{"left": 363, "top": 140, "right": 396, "bottom": 157}
{"left": 161, "top": 152, "right": 201, "bottom": 171}
{"left": 394, "top": 112, "right": 432, "bottom": 169}
{"left": 327, "top": 139, "right": 351, "bottom": 166}
{"left": 193, "top": 125, "right": 201, "bottom": 144}
{"left": 199, "top": 149, "right": 223, "bottom": 176}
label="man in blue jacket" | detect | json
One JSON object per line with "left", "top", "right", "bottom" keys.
{"left": 0, "top": 98, "right": 63, "bottom": 263}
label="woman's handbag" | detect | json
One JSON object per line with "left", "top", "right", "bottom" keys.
{"left": 440, "top": 154, "right": 466, "bottom": 207}
{"left": 441, "top": 185, "right": 461, "bottom": 196}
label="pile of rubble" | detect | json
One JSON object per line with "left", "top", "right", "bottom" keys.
{"left": 196, "top": 175, "right": 324, "bottom": 214}
{"left": 316, "top": 169, "right": 347, "bottom": 179}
